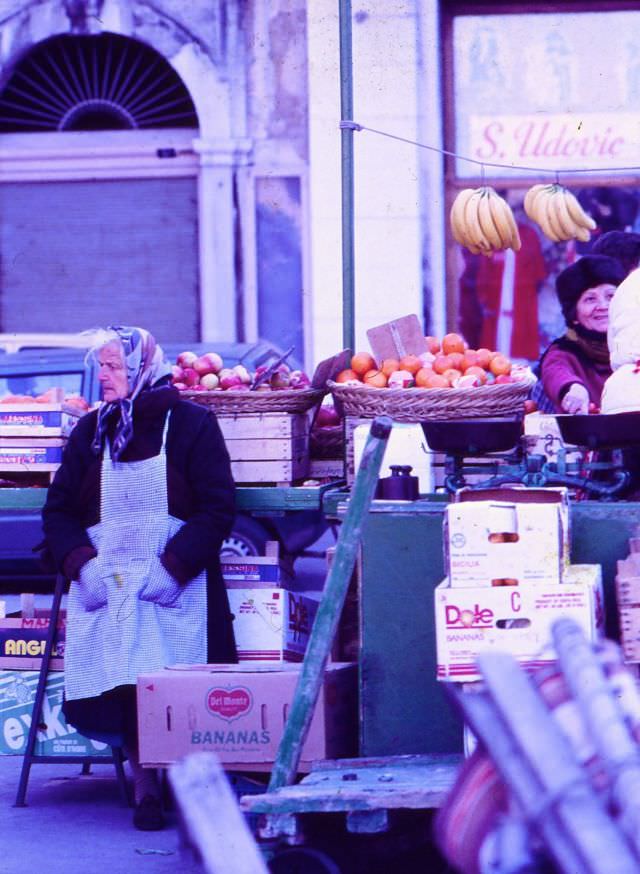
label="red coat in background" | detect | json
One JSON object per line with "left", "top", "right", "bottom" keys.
{"left": 460, "top": 223, "right": 546, "bottom": 360}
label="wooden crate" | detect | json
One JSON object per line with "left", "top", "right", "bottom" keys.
{"left": 218, "top": 412, "right": 310, "bottom": 485}
{"left": 0, "top": 404, "right": 75, "bottom": 437}
{"left": 0, "top": 436, "right": 64, "bottom": 482}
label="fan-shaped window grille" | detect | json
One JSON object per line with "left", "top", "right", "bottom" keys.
{"left": 0, "top": 33, "right": 198, "bottom": 133}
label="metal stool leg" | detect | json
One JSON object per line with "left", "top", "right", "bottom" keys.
{"left": 14, "top": 573, "right": 66, "bottom": 807}
{"left": 111, "top": 746, "right": 133, "bottom": 807}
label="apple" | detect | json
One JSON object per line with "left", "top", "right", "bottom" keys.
{"left": 270, "top": 370, "right": 291, "bottom": 389}
{"left": 254, "top": 383, "right": 272, "bottom": 392}
{"left": 171, "top": 364, "right": 184, "bottom": 381}
{"left": 203, "top": 351, "right": 224, "bottom": 373}
{"left": 233, "top": 383, "right": 251, "bottom": 392}
{"left": 495, "top": 374, "right": 515, "bottom": 385}
{"left": 289, "top": 370, "right": 311, "bottom": 389}
{"left": 181, "top": 367, "right": 200, "bottom": 387}
{"left": 220, "top": 373, "right": 243, "bottom": 390}
{"left": 173, "top": 382, "right": 187, "bottom": 391}
{"left": 316, "top": 405, "right": 341, "bottom": 427}
{"left": 177, "top": 351, "right": 198, "bottom": 369}
{"left": 200, "top": 372, "right": 220, "bottom": 390}
{"left": 233, "top": 364, "right": 252, "bottom": 384}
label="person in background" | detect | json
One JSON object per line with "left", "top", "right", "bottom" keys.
{"left": 42, "top": 326, "right": 237, "bottom": 831}
{"left": 602, "top": 267, "right": 640, "bottom": 413}
{"left": 536, "top": 255, "right": 625, "bottom": 414}
{"left": 591, "top": 230, "right": 640, "bottom": 278}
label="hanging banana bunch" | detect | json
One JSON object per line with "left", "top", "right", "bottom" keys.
{"left": 450, "top": 186, "right": 521, "bottom": 256}
{"left": 524, "top": 183, "right": 596, "bottom": 243}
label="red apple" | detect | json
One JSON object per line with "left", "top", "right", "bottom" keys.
{"left": 220, "top": 373, "right": 243, "bottom": 390}
{"left": 233, "top": 383, "right": 251, "bottom": 392}
{"left": 495, "top": 374, "right": 515, "bottom": 385}
{"left": 200, "top": 372, "right": 220, "bottom": 390}
{"left": 173, "top": 382, "right": 187, "bottom": 391}
{"left": 289, "top": 370, "right": 311, "bottom": 389}
{"left": 270, "top": 370, "right": 291, "bottom": 389}
{"left": 233, "top": 364, "right": 252, "bottom": 384}
{"left": 177, "top": 351, "right": 198, "bottom": 369}
{"left": 202, "top": 351, "right": 224, "bottom": 373}
{"left": 171, "top": 364, "right": 184, "bottom": 381}
{"left": 181, "top": 368, "right": 200, "bottom": 387}
{"left": 316, "top": 405, "right": 341, "bottom": 427}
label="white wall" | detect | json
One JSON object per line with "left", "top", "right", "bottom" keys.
{"left": 307, "top": 1, "right": 431, "bottom": 362}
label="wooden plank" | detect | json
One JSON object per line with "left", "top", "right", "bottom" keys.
{"left": 169, "top": 751, "right": 269, "bottom": 874}
{"left": 225, "top": 436, "right": 308, "bottom": 462}
{"left": 218, "top": 413, "right": 308, "bottom": 440}
{"left": 267, "top": 416, "right": 392, "bottom": 791}
{"left": 231, "top": 456, "right": 309, "bottom": 483}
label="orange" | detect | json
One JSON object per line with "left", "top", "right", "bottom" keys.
{"left": 464, "top": 365, "right": 488, "bottom": 385}
{"left": 489, "top": 354, "right": 512, "bottom": 377}
{"left": 425, "top": 336, "right": 441, "bottom": 354}
{"left": 415, "top": 366, "right": 435, "bottom": 388}
{"left": 461, "top": 349, "right": 479, "bottom": 371}
{"left": 399, "top": 354, "right": 422, "bottom": 375}
{"left": 441, "top": 332, "right": 466, "bottom": 355}
{"left": 447, "top": 352, "right": 466, "bottom": 371}
{"left": 475, "top": 348, "right": 493, "bottom": 369}
{"left": 433, "top": 354, "right": 454, "bottom": 374}
{"left": 363, "top": 369, "right": 387, "bottom": 388}
{"left": 423, "top": 372, "right": 450, "bottom": 389}
{"left": 381, "top": 358, "right": 400, "bottom": 377}
{"left": 336, "top": 368, "right": 361, "bottom": 383}
{"left": 351, "top": 352, "right": 377, "bottom": 376}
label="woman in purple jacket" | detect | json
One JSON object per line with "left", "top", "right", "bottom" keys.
{"left": 538, "top": 255, "right": 625, "bottom": 413}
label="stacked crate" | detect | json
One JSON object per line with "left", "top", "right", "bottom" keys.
{"left": 0, "top": 403, "right": 80, "bottom": 483}
{"left": 217, "top": 411, "right": 310, "bottom": 485}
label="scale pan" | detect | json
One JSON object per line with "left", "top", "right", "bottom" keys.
{"left": 421, "top": 418, "right": 523, "bottom": 455}
{"left": 555, "top": 412, "right": 640, "bottom": 449}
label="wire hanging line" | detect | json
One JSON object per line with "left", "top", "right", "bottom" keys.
{"left": 339, "top": 120, "right": 640, "bottom": 178}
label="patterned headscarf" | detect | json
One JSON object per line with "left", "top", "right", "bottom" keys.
{"left": 90, "top": 326, "right": 173, "bottom": 460}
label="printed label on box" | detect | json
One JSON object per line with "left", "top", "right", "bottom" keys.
{"left": 0, "top": 670, "right": 110, "bottom": 756}
{"left": 228, "top": 589, "right": 319, "bottom": 661}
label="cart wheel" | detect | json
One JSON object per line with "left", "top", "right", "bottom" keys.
{"left": 269, "top": 845, "right": 344, "bottom": 874}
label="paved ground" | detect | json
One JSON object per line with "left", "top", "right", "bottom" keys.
{"left": 0, "top": 548, "right": 329, "bottom": 874}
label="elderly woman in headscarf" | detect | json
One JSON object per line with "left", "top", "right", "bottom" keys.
{"left": 42, "top": 327, "right": 237, "bottom": 831}
{"left": 537, "top": 255, "right": 625, "bottom": 414}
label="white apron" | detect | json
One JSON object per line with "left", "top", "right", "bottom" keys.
{"left": 65, "top": 413, "right": 207, "bottom": 701}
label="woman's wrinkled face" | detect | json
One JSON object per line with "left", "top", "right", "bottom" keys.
{"left": 575, "top": 283, "right": 617, "bottom": 332}
{"left": 98, "top": 341, "right": 129, "bottom": 401}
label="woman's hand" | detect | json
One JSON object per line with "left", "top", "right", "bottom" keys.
{"left": 561, "top": 383, "right": 590, "bottom": 414}
{"left": 78, "top": 557, "right": 108, "bottom": 612}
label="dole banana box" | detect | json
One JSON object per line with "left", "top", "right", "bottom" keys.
{"left": 435, "top": 564, "right": 603, "bottom": 682}
{"left": 227, "top": 588, "right": 320, "bottom": 662}
{"left": 445, "top": 486, "right": 570, "bottom": 587}
{"left": 137, "top": 662, "right": 357, "bottom": 771}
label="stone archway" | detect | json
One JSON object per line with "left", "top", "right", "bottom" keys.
{"left": 0, "top": 0, "right": 249, "bottom": 341}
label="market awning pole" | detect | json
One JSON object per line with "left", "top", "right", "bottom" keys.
{"left": 339, "top": 0, "right": 355, "bottom": 352}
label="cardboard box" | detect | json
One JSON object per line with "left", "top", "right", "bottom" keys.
{"left": 0, "top": 404, "right": 75, "bottom": 437}
{"left": 445, "top": 487, "right": 570, "bottom": 587}
{"left": 0, "top": 438, "right": 64, "bottom": 468}
{"left": 0, "top": 669, "right": 111, "bottom": 757}
{"left": 228, "top": 588, "right": 320, "bottom": 662}
{"left": 137, "top": 662, "right": 357, "bottom": 770}
{"left": 435, "top": 564, "right": 603, "bottom": 682}
{"left": 0, "top": 609, "right": 66, "bottom": 671}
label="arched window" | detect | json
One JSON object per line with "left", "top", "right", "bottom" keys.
{"left": 0, "top": 33, "right": 198, "bottom": 132}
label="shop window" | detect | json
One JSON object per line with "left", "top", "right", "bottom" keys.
{"left": 444, "top": 6, "right": 640, "bottom": 362}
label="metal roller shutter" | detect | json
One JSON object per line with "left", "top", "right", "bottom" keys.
{"left": 0, "top": 177, "right": 199, "bottom": 342}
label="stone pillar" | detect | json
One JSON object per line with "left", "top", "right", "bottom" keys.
{"left": 194, "top": 137, "right": 252, "bottom": 343}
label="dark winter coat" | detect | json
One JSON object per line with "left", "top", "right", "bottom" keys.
{"left": 538, "top": 335, "right": 611, "bottom": 412}
{"left": 42, "top": 385, "right": 238, "bottom": 664}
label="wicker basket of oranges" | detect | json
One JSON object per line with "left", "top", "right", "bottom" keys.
{"left": 327, "top": 335, "right": 536, "bottom": 422}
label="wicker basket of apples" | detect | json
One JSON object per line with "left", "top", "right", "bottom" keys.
{"left": 172, "top": 351, "right": 325, "bottom": 414}
{"left": 327, "top": 335, "right": 536, "bottom": 423}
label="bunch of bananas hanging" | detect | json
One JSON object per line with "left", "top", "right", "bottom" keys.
{"left": 450, "top": 186, "right": 521, "bottom": 256}
{"left": 523, "top": 183, "right": 596, "bottom": 243}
